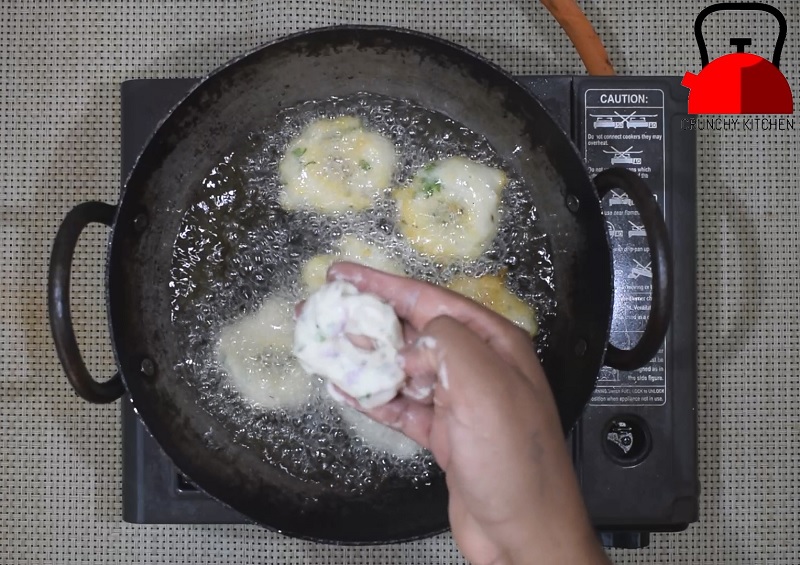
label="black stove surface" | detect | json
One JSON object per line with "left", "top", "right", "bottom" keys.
{"left": 120, "top": 76, "right": 697, "bottom": 548}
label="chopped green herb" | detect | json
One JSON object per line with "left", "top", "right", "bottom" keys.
{"left": 423, "top": 162, "right": 436, "bottom": 172}
{"left": 419, "top": 177, "right": 443, "bottom": 198}
{"left": 304, "top": 161, "right": 318, "bottom": 168}
{"left": 358, "top": 159, "right": 372, "bottom": 171}
{"left": 292, "top": 147, "right": 307, "bottom": 158}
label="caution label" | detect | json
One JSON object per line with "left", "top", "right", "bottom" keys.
{"left": 583, "top": 89, "right": 667, "bottom": 408}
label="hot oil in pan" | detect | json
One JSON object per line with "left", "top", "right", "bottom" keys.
{"left": 170, "top": 93, "right": 557, "bottom": 493}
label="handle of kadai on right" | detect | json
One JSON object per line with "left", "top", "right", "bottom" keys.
{"left": 694, "top": 2, "right": 787, "bottom": 68}
{"left": 48, "top": 201, "right": 125, "bottom": 403}
{"left": 594, "top": 168, "right": 673, "bottom": 372}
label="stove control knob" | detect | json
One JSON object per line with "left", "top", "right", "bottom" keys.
{"left": 603, "top": 416, "right": 651, "bottom": 466}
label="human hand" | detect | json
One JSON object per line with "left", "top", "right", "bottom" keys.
{"left": 325, "top": 262, "right": 610, "bottom": 565}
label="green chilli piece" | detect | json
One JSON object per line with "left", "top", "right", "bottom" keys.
{"left": 358, "top": 159, "right": 372, "bottom": 171}
{"left": 292, "top": 147, "right": 307, "bottom": 158}
{"left": 420, "top": 177, "right": 442, "bottom": 198}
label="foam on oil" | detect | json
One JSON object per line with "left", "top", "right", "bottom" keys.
{"left": 170, "top": 93, "right": 556, "bottom": 494}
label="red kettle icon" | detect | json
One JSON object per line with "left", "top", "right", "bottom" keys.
{"left": 682, "top": 2, "right": 794, "bottom": 114}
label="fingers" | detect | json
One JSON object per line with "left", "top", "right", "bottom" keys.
{"left": 328, "top": 262, "right": 537, "bottom": 370}
{"left": 402, "top": 321, "right": 419, "bottom": 346}
{"left": 327, "top": 383, "right": 434, "bottom": 448}
{"left": 398, "top": 336, "right": 439, "bottom": 404}
{"left": 345, "top": 333, "right": 377, "bottom": 351}
{"left": 401, "top": 315, "right": 555, "bottom": 436}
{"left": 403, "top": 316, "right": 500, "bottom": 405}
{"left": 327, "top": 262, "right": 491, "bottom": 330}
{"left": 297, "top": 281, "right": 417, "bottom": 345}
{"left": 325, "top": 314, "right": 546, "bottom": 463}
{"left": 363, "top": 395, "right": 434, "bottom": 449}
{"left": 293, "top": 299, "right": 306, "bottom": 320}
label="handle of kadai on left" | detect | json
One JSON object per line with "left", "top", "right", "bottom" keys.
{"left": 48, "top": 201, "right": 125, "bottom": 403}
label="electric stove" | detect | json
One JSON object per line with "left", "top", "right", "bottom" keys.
{"left": 120, "top": 76, "right": 697, "bottom": 549}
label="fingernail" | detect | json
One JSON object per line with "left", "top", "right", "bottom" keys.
{"left": 438, "top": 361, "right": 450, "bottom": 390}
{"left": 327, "top": 264, "right": 362, "bottom": 284}
{"left": 402, "top": 384, "right": 433, "bottom": 401}
{"left": 415, "top": 335, "right": 437, "bottom": 350}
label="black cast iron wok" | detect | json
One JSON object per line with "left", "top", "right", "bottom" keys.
{"left": 48, "top": 26, "right": 672, "bottom": 543}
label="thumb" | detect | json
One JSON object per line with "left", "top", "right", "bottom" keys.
{"left": 401, "top": 316, "right": 529, "bottom": 414}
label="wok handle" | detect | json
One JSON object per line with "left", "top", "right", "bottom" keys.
{"left": 48, "top": 201, "right": 124, "bottom": 403}
{"left": 593, "top": 168, "right": 673, "bottom": 372}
